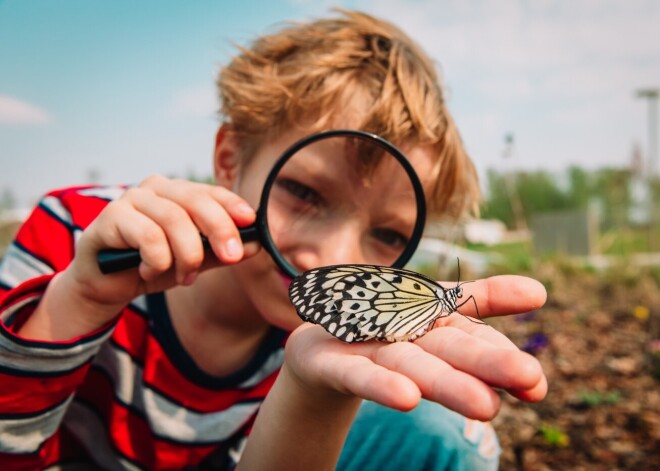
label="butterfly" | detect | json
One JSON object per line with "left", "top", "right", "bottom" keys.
{"left": 288, "top": 264, "right": 481, "bottom": 343}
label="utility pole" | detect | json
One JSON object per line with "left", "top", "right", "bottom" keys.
{"left": 636, "top": 88, "right": 659, "bottom": 250}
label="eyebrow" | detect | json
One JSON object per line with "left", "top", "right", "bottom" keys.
{"left": 279, "top": 144, "right": 364, "bottom": 191}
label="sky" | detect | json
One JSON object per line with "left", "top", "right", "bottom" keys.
{"left": 1, "top": 0, "right": 659, "bottom": 209}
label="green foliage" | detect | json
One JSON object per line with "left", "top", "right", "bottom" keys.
{"left": 480, "top": 165, "right": 639, "bottom": 230}
{"left": 468, "top": 241, "right": 534, "bottom": 274}
{"left": 538, "top": 423, "right": 570, "bottom": 447}
{"left": 575, "top": 389, "right": 622, "bottom": 407}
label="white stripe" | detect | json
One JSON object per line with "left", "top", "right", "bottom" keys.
{"left": 40, "top": 196, "right": 73, "bottom": 226}
{"left": 0, "top": 242, "right": 54, "bottom": 288}
{"left": 78, "top": 186, "right": 126, "bottom": 201}
{"left": 94, "top": 342, "right": 266, "bottom": 443}
{"left": 44, "top": 464, "right": 101, "bottom": 471}
{"left": 0, "top": 395, "right": 73, "bottom": 453}
{"left": 73, "top": 227, "right": 84, "bottom": 246}
{"left": 0, "top": 294, "right": 115, "bottom": 372}
{"left": 129, "top": 295, "right": 147, "bottom": 312}
{"left": 238, "top": 348, "right": 284, "bottom": 388}
{"left": 64, "top": 401, "right": 143, "bottom": 471}
{"left": 144, "top": 389, "right": 260, "bottom": 443}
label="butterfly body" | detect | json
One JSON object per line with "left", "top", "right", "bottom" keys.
{"left": 289, "top": 264, "right": 469, "bottom": 343}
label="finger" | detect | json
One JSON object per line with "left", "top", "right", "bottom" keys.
{"left": 288, "top": 324, "right": 421, "bottom": 411}
{"left": 415, "top": 327, "right": 544, "bottom": 392}
{"left": 142, "top": 176, "right": 256, "bottom": 223}
{"left": 126, "top": 188, "right": 204, "bottom": 284}
{"left": 100, "top": 201, "right": 173, "bottom": 280}
{"left": 308, "top": 346, "right": 421, "bottom": 411}
{"left": 186, "top": 192, "right": 250, "bottom": 264}
{"left": 202, "top": 186, "right": 258, "bottom": 262}
{"left": 507, "top": 371, "right": 548, "bottom": 403}
{"left": 141, "top": 177, "right": 257, "bottom": 264}
{"left": 446, "top": 275, "right": 547, "bottom": 319}
{"left": 317, "top": 351, "right": 422, "bottom": 412}
{"left": 348, "top": 341, "right": 501, "bottom": 420}
{"left": 439, "top": 314, "right": 520, "bottom": 351}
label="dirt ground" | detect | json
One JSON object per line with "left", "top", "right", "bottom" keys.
{"left": 487, "top": 261, "right": 660, "bottom": 470}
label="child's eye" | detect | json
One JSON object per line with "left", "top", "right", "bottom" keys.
{"left": 370, "top": 228, "right": 409, "bottom": 248}
{"left": 275, "top": 178, "right": 322, "bottom": 206}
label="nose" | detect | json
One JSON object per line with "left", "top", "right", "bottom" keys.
{"left": 284, "top": 221, "right": 366, "bottom": 273}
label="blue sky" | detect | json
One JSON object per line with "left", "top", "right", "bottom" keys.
{"left": 1, "top": 0, "right": 659, "bottom": 208}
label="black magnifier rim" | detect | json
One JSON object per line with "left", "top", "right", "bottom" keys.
{"left": 260, "top": 129, "right": 427, "bottom": 278}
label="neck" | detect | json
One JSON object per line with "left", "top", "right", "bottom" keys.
{"left": 166, "top": 267, "right": 270, "bottom": 377}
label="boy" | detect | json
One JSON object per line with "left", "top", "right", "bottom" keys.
{"left": 0, "top": 10, "right": 547, "bottom": 470}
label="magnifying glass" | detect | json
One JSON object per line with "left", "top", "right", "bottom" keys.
{"left": 97, "top": 129, "right": 427, "bottom": 278}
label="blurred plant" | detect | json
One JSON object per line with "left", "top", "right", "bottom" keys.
{"left": 516, "top": 310, "right": 539, "bottom": 323}
{"left": 575, "top": 389, "right": 622, "bottom": 407}
{"left": 538, "top": 424, "right": 570, "bottom": 447}
{"left": 522, "top": 332, "right": 549, "bottom": 355}
{"left": 514, "top": 310, "right": 550, "bottom": 355}
{"left": 632, "top": 305, "right": 650, "bottom": 321}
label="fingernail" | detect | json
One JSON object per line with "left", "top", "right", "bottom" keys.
{"left": 236, "top": 203, "right": 254, "bottom": 215}
{"left": 225, "top": 238, "right": 242, "bottom": 259}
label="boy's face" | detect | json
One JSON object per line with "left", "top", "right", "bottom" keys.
{"left": 214, "top": 127, "right": 436, "bottom": 331}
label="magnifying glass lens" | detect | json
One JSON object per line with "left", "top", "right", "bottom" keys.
{"left": 264, "top": 134, "right": 418, "bottom": 273}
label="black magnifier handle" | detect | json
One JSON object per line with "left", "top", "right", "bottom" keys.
{"left": 97, "top": 225, "right": 260, "bottom": 274}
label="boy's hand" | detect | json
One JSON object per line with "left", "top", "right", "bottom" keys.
{"left": 284, "top": 275, "right": 547, "bottom": 421}
{"left": 23, "top": 176, "right": 259, "bottom": 339}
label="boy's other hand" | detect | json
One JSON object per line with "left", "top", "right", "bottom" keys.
{"left": 284, "top": 275, "right": 547, "bottom": 421}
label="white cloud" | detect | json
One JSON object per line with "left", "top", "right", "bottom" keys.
{"left": 0, "top": 95, "right": 51, "bottom": 125}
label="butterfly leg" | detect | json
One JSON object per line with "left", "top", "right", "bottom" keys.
{"left": 456, "top": 295, "right": 486, "bottom": 324}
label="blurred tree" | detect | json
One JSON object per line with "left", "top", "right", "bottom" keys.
{"left": 480, "top": 167, "right": 636, "bottom": 230}
{"left": 481, "top": 170, "right": 515, "bottom": 227}
{"left": 566, "top": 166, "right": 591, "bottom": 208}
{"left": 0, "top": 188, "right": 16, "bottom": 211}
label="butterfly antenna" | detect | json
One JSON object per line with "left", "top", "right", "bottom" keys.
{"left": 454, "top": 257, "right": 475, "bottom": 289}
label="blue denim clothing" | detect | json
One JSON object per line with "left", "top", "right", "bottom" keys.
{"left": 338, "top": 400, "right": 500, "bottom": 471}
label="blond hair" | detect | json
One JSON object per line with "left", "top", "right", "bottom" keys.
{"left": 217, "top": 9, "right": 479, "bottom": 218}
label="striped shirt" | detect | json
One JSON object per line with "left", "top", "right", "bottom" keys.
{"left": 0, "top": 186, "right": 286, "bottom": 470}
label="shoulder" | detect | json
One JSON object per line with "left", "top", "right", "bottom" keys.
{"left": 0, "top": 185, "right": 130, "bottom": 283}
{"left": 39, "top": 184, "right": 128, "bottom": 231}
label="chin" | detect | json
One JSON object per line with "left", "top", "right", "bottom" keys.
{"left": 263, "top": 304, "right": 304, "bottom": 332}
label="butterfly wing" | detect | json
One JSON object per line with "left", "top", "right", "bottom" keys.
{"left": 289, "top": 265, "right": 445, "bottom": 343}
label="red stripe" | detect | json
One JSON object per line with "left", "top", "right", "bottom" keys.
{"left": 77, "top": 369, "right": 224, "bottom": 468}
{"left": 14, "top": 206, "right": 75, "bottom": 272}
{"left": 112, "top": 308, "right": 150, "bottom": 361}
{"left": 59, "top": 187, "right": 116, "bottom": 229}
{"left": 142, "top": 335, "right": 279, "bottom": 412}
{"left": 12, "top": 186, "right": 115, "bottom": 273}
{"left": 0, "top": 274, "right": 53, "bottom": 309}
{"left": 0, "top": 364, "right": 90, "bottom": 414}
{"left": 78, "top": 368, "right": 156, "bottom": 466}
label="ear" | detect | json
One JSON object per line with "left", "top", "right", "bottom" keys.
{"left": 213, "top": 125, "right": 241, "bottom": 189}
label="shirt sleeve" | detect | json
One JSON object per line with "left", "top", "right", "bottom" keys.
{"left": 0, "top": 275, "right": 116, "bottom": 455}
{"left": 0, "top": 187, "right": 118, "bottom": 459}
